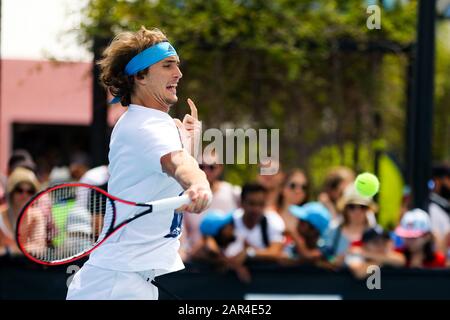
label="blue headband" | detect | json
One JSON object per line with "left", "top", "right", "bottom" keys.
{"left": 110, "top": 41, "right": 178, "bottom": 104}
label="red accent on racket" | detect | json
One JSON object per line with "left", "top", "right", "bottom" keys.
{"left": 15, "top": 183, "right": 190, "bottom": 266}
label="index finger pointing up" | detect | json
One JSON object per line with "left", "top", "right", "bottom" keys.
{"left": 187, "top": 98, "right": 198, "bottom": 120}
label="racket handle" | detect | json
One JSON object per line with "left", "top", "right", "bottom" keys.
{"left": 147, "top": 194, "right": 191, "bottom": 212}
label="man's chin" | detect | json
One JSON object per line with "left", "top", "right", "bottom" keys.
{"left": 165, "top": 96, "right": 178, "bottom": 106}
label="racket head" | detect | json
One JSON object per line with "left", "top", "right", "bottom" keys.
{"left": 16, "top": 183, "right": 117, "bottom": 266}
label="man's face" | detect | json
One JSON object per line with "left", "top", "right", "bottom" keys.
{"left": 439, "top": 176, "right": 450, "bottom": 200}
{"left": 139, "top": 56, "right": 182, "bottom": 111}
{"left": 242, "top": 192, "right": 266, "bottom": 220}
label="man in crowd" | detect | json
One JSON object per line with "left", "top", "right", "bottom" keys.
{"left": 429, "top": 163, "right": 450, "bottom": 256}
{"left": 225, "top": 183, "right": 285, "bottom": 262}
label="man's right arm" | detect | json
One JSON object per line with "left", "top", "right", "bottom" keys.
{"left": 161, "top": 149, "right": 212, "bottom": 213}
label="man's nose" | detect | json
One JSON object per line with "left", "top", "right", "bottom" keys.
{"left": 175, "top": 65, "right": 183, "bottom": 79}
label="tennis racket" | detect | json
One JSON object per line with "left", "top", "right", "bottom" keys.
{"left": 15, "top": 183, "right": 190, "bottom": 266}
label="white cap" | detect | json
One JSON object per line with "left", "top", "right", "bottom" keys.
{"left": 395, "top": 208, "right": 431, "bottom": 238}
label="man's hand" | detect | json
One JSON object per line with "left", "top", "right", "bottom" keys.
{"left": 227, "top": 250, "right": 252, "bottom": 283}
{"left": 179, "top": 183, "right": 212, "bottom": 214}
{"left": 174, "top": 98, "right": 202, "bottom": 157}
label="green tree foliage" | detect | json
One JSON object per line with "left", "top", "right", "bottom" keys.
{"left": 434, "top": 22, "right": 450, "bottom": 161}
{"left": 78, "top": 0, "right": 449, "bottom": 191}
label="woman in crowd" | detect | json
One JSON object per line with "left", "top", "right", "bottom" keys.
{"left": 323, "top": 186, "right": 377, "bottom": 266}
{"left": 274, "top": 169, "right": 310, "bottom": 246}
{"left": 256, "top": 159, "right": 285, "bottom": 212}
{"left": 0, "top": 167, "right": 44, "bottom": 257}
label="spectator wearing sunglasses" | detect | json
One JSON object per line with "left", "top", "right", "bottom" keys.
{"left": 1, "top": 149, "right": 37, "bottom": 207}
{"left": 182, "top": 152, "right": 241, "bottom": 260}
{"left": 275, "top": 169, "right": 310, "bottom": 247}
{"left": 323, "top": 186, "right": 378, "bottom": 266}
{"left": 0, "top": 167, "right": 45, "bottom": 257}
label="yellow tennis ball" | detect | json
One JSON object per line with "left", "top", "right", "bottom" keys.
{"left": 355, "top": 172, "right": 380, "bottom": 197}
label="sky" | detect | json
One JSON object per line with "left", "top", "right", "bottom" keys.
{"left": 2, "top": 0, "right": 92, "bottom": 62}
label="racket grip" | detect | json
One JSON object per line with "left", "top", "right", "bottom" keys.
{"left": 148, "top": 194, "right": 191, "bottom": 212}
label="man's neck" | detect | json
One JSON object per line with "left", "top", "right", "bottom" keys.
{"left": 131, "top": 96, "right": 169, "bottom": 113}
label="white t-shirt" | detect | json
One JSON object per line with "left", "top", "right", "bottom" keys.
{"left": 429, "top": 202, "right": 450, "bottom": 240}
{"left": 87, "top": 105, "right": 185, "bottom": 275}
{"left": 224, "top": 208, "right": 285, "bottom": 257}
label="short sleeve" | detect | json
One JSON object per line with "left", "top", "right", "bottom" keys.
{"left": 136, "top": 118, "right": 183, "bottom": 173}
{"left": 266, "top": 212, "right": 285, "bottom": 244}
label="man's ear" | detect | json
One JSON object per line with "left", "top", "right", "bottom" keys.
{"left": 136, "top": 73, "right": 146, "bottom": 80}
{"left": 134, "top": 72, "right": 147, "bottom": 86}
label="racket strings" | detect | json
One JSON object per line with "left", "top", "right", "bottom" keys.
{"left": 17, "top": 185, "right": 112, "bottom": 262}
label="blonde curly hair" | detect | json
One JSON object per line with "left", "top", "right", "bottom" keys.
{"left": 97, "top": 26, "right": 168, "bottom": 106}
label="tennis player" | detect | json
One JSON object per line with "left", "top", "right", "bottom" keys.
{"left": 66, "top": 27, "right": 212, "bottom": 300}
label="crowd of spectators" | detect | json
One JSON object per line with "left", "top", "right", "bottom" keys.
{"left": 1, "top": 149, "right": 449, "bottom": 281}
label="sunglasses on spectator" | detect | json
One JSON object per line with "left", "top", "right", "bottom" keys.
{"left": 14, "top": 187, "right": 35, "bottom": 195}
{"left": 199, "top": 164, "right": 217, "bottom": 171}
{"left": 288, "top": 182, "right": 307, "bottom": 191}
{"left": 347, "top": 204, "right": 369, "bottom": 211}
